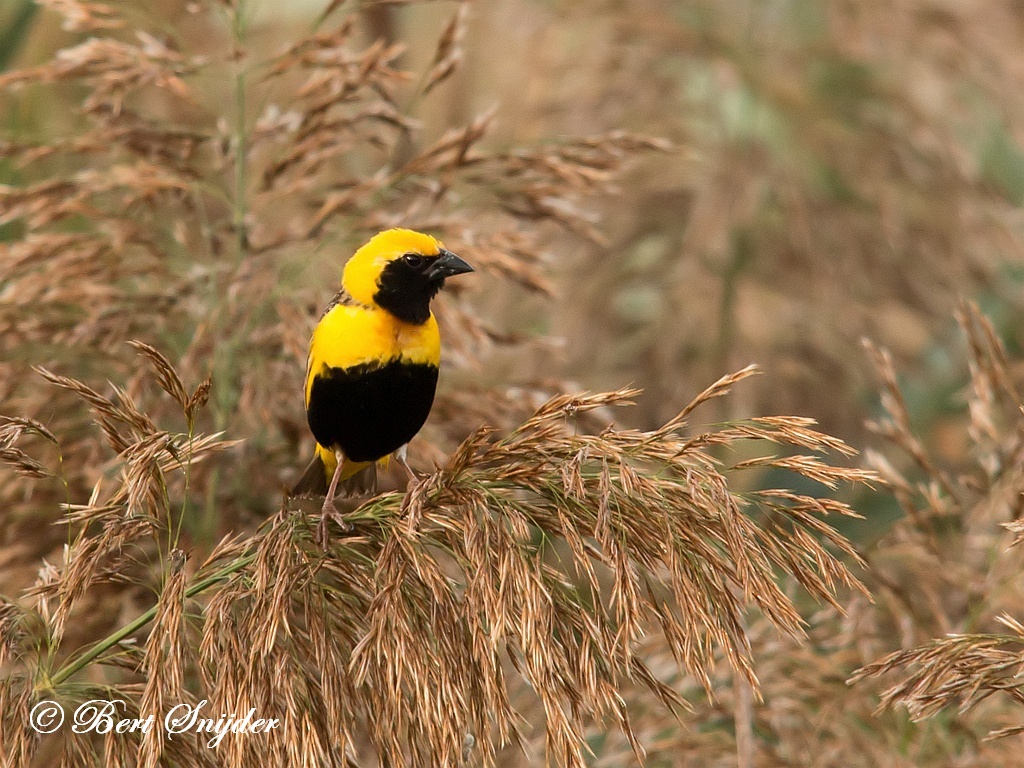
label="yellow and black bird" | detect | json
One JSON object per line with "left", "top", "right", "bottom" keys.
{"left": 291, "top": 229, "right": 473, "bottom": 537}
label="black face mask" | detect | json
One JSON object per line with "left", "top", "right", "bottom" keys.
{"left": 373, "top": 249, "right": 474, "bottom": 324}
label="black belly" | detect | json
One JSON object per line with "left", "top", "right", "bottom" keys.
{"left": 306, "top": 360, "right": 439, "bottom": 462}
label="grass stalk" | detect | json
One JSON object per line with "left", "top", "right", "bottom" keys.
{"left": 48, "top": 552, "right": 258, "bottom": 688}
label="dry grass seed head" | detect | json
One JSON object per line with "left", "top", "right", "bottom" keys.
{"left": 848, "top": 305, "right": 1024, "bottom": 746}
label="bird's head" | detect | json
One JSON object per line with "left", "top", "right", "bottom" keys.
{"left": 341, "top": 229, "right": 474, "bottom": 324}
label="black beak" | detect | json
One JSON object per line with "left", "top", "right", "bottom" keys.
{"left": 427, "top": 249, "right": 474, "bottom": 281}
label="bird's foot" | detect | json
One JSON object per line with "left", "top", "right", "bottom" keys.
{"left": 315, "top": 497, "right": 353, "bottom": 548}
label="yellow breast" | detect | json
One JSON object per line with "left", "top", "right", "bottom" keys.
{"left": 304, "top": 304, "right": 441, "bottom": 404}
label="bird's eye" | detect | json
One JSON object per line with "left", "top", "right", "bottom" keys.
{"left": 403, "top": 253, "right": 424, "bottom": 268}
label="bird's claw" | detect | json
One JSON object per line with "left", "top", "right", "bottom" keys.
{"left": 315, "top": 498, "right": 352, "bottom": 548}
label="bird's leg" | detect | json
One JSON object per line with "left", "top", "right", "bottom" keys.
{"left": 317, "top": 450, "right": 353, "bottom": 547}
{"left": 394, "top": 444, "right": 418, "bottom": 484}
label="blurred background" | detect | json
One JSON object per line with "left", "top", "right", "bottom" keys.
{"left": 4, "top": 0, "right": 1024, "bottom": 765}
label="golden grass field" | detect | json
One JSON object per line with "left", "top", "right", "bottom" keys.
{"left": 3, "top": 1, "right": 1024, "bottom": 766}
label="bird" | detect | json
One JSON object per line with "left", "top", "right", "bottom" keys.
{"left": 290, "top": 228, "right": 474, "bottom": 543}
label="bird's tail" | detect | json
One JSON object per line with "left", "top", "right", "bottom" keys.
{"left": 291, "top": 453, "right": 329, "bottom": 496}
{"left": 290, "top": 446, "right": 380, "bottom": 497}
